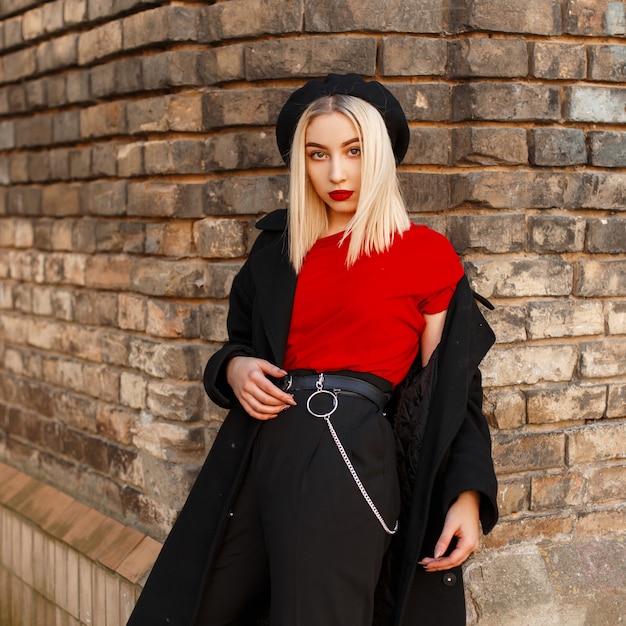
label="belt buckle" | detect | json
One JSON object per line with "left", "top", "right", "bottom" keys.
{"left": 306, "top": 373, "right": 339, "bottom": 419}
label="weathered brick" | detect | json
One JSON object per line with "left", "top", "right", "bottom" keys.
{"left": 28, "top": 152, "right": 50, "bottom": 184}
{"left": 389, "top": 83, "right": 450, "bottom": 122}
{"left": 404, "top": 128, "right": 449, "bottom": 165}
{"left": 4, "top": 16, "right": 23, "bottom": 48}
{"left": 199, "top": 302, "right": 229, "bottom": 343}
{"left": 80, "top": 181, "right": 127, "bottom": 217}
{"left": 530, "top": 472, "right": 585, "bottom": 511}
{"left": 143, "top": 139, "right": 207, "bottom": 175}
{"left": 120, "top": 372, "right": 147, "bottom": 411}
{"left": 451, "top": 127, "right": 528, "bottom": 166}
{"left": 0, "top": 121, "right": 15, "bottom": 151}
{"left": 588, "top": 132, "right": 626, "bottom": 168}
{"left": 606, "top": 302, "right": 626, "bottom": 335}
{"left": 89, "top": 63, "right": 117, "bottom": 98}
{"left": 128, "top": 339, "right": 206, "bottom": 381}
{"left": 586, "top": 217, "right": 626, "bottom": 253}
{"left": 194, "top": 218, "right": 247, "bottom": 259}
{"left": 466, "top": 258, "right": 573, "bottom": 298}
{"left": 566, "top": 86, "right": 626, "bottom": 124}
{"left": 15, "top": 115, "right": 52, "bottom": 148}
{"left": 128, "top": 93, "right": 203, "bottom": 134}
{"left": 568, "top": 422, "right": 626, "bottom": 464}
{"left": 202, "top": 0, "right": 302, "bottom": 42}
{"left": 202, "top": 88, "right": 288, "bottom": 129}
{"left": 381, "top": 37, "right": 446, "bottom": 76}
{"left": 66, "top": 70, "right": 90, "bottom": 104}
{"left": 7, "top": 188, "right": 42, "bottom": 216}
{"left": 205, "top": 131, "right": 282, "bottom": 171}
{"left": 564, "top": 0, "right": 623, "bottom": 35}
{"left": 52, "top": 110, "right": 81, "bottom": 144}
{"left": 91, "top": 143, "right": 119, "bottom": 178}
{"left": 122, "top": 6, "right": 198, "bottom": 50}
{"left": 450, "top": 0, "right": 562, "bottom": 35}
{"left": 145, "top": 300, "right": 199, "bottom": 338}
{"left": 74, "top": 290, "right": 118, "bottom": 326}
{"left": 529, "top": 128, "right": 586, "bottom": 167}
{"left": 117, "top": 293, "right": 146, "bottom": 332}
{"left": 244, "top": 36, "right": 377, "bottom": 81}
{"left": 448, "top": 214, "right": 526, "bottom": 254}
{"left": 2, "top": 48, "right": 36, "bottom": 83}
{"left": 449, "top": 38, "right": 528, "bottom": 77}
{"left": 64, "top": 0, "right": 87, "bottom": 25}
{"left": 586, "top": 466, "right": 626, "bottom": 504}
{"left": 496, "top": 477, "right": 529, "bottom": 516}
{"left": 483, "top": 388, "right": 526, "bottom": 430}
{"left": 530, "top": 215, "right": 586, "bottom": 254}
{"left": 576, "top": 259, "right": 626, "bottom": 297}
{"left": 113, "top": 57, "right": 144, "bottom": 96}
{"left": 306, "top": 0, "right": 442, "bottom": 33}
{"left": 22, "top": 5, "right": 43, "bottom": 40}
{"left": 48, "top": 148, "right": 70, "bottom": 181}
{"left": 576, "top": 506, "right": 626, "bottom": 537}
{"left": 41, "top": 1, "right": 64, "bottom": 35}
{"left": 146, "top": 381, "right": 205, "bottom": 422}
{"left": 482, "top": 343, "right": 578, "bottom": 387}
{"left": 84, "top": 255, "right": 132, "bottom": 291}
{"left": 197, "top": 45, "right": 245, "bottom": 85}
{"left": 130, "top": 258, "right": 207, "bottom": 298}
{"left": 452, "top": 171, "right": 576, "bottom": 209}
{"left": 580, "top": 339, "right": 626, "bottom": 378}
{"left": 482, "top": 306, "right": 527, "bottom": 344}
{"left": 117, "top": 142, "right": 144, "bottom": 177}
{"left": 127, "top": 182, "right": 204, "bottom": 218}
{"left": 141, "top": 50, "right": 201, "bottom": 90}
{"left": 78, "top": 21, "right": 122, "bottom": 65}
{"left": 98, "top": 222, "right": 145, "bottom": 255}
{"left": 144, "top": 222, "right": 192, "bottom": 257}
{"left": 527, "top": 384, "right": 606, "bottom": 424}
{"left": 399, "top": 172, "right": 448, "bottom": 213}
{"left": 492, "top": 432, "right": 565, "bottom": 474}
{"left": 607, "top": 384, "right": 626, "bottom": 418}
{"left": 530, "top": 42, "right": 586, "bottom": 79}
{"left": 36, "top": 33, "right": 78, "bottom": 74}
{"left": 45, "top": 75, "right": 67, "bottom": 108}
{"left": 528, "top": 300, "right": 604, "bottom": 339}
{"left": 80, "top": 102, "right": 127, "bottom": 138}
{"left": 483, "top": 513, "right": 574, "bottom": 549}
{"left": 453, "top": 83, "right": 560, "bottom": 122}
{"left": 588, "top": 45, "right": 626, "bottom": 82}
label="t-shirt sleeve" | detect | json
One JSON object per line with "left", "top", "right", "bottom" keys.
{"left": 416, "top": 228, "right": 464, "bottom": 315}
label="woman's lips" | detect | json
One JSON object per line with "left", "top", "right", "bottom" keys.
{"left": 329, "top": 190, "right": 354, "bottom": 201}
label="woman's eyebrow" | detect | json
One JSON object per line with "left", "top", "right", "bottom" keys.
{"left": 305, "top": 137, "right": 360, "bottom": 149}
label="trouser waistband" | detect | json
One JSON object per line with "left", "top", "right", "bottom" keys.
{"left": 276, "top": 372, "right": 391, "bottom": 411}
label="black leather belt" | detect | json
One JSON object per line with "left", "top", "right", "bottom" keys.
{"left": 277, "top": 373, "right": 391, "bottom": 411}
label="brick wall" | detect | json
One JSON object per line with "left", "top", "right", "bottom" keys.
{"left": 0, "top": 0, "right": 625, "bottom": 622}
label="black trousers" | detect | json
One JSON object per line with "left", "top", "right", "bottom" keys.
{"left": 194, "top": 385, "right": 401, "bottom": 626}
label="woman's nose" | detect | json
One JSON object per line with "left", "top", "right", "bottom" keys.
{"left": 329, "top": 158, "right": 345, "bottom": 183}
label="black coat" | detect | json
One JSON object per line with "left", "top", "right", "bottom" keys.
{"left": 127, "top": 210, "right": 498, "bottom": 626}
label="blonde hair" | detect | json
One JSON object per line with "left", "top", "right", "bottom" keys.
{"left": 288, "top": 95, "right": 410, "bottom": 273}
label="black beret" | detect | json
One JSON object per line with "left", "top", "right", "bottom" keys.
{"left": 275, "top": 73, "right": 410, "bottom": 166}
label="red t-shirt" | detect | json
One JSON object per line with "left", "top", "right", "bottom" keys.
{"left": 283, "top": 224, "right": 464, "bottom": 385}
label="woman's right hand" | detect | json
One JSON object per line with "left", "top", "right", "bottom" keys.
{"left": 226, "top": 356, "right": 297, "bottom": 420}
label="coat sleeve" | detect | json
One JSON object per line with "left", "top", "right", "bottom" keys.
{"left": 203, "top": 234, "right": 263, "bottom": 408}
{"left": 438, "top": 357, "right": 498, "bottom": 534}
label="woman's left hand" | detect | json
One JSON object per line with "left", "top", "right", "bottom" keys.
{"left": 418, "top": 490, "right": 480, "bottom": 572}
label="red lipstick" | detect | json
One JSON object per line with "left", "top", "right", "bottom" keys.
{"left": 329, "top": 190, "right": 354, "bottom": 201}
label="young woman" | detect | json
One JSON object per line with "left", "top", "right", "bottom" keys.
{"left": 127, "top": 73, "right": 498, "bottom": 626}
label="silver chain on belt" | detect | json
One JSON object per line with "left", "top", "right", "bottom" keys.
{"left": 305, "top": 373, "right": 398, "bottom": 536}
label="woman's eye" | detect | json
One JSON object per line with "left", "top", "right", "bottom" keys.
{"left": 349, "top": 147, "right": 361, "bottom": 156}
{"left": 309, "top": 151, "right": 326, "bottom": 160}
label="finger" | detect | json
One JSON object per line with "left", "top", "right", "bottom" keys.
{"left": 419, "top": 547, "right": 468, "bottom": 572}
{"left": 433, "top": 525, "right": 455, "bottom": 560}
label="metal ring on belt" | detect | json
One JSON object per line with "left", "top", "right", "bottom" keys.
{"left": 277, "top": 373, "right": 390, "bottom": 411}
